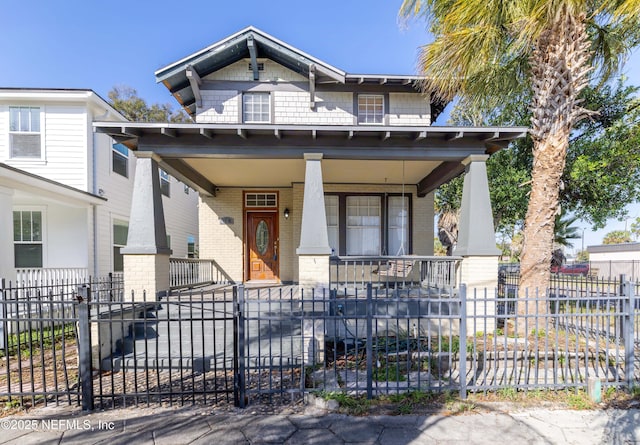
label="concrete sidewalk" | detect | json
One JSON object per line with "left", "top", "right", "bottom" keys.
{"left": 0, "top": 404, "right": 637, "bottom": 444}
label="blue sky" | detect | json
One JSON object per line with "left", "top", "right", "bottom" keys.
{"left": 2, "top": 0, "right": 638, "bottom": 251}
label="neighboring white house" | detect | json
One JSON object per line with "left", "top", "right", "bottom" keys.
{"left": 0, "top": 88, "right": 199, "bottom": 283}
{"left": 587, "top": 243, "right": 640, "bottom": 280}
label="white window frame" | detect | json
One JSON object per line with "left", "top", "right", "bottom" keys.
{"left": 111, "top": 143, "right": 129, "bottom": 178}
{"left": 325, "top": 195, "right": 339, "bottom": 256}
{"left": 325, "top": 194, "right": 412, "bottom": 256}
{"left": 13, "top": 206, "right": 47, "bottom": 268}
{"left": 160, "top": 169, "right": 170, "bottom": 197}
{"left": 346, "top": 196, "right": 381, "bottom": 255}
{"left": 8, "top": 106, "right": 44, "bottom": 160}
{"left": 242, "top": 92, "right": 271, "bottom": 123}
{"left": 387, "top": 196, "right": 409, "bottom": 256}
{"left": 244, "top": 192, "right": 277, "bottom": 208}
{"left": 357, "top": 94, "right": 384, "bottom": 125}
{"left": 112, "top": 219, "right": 128, "bottom": 273}
{"left": 187, "top": 235, "right": 197, "bottom": 258}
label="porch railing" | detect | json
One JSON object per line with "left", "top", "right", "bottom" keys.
{"left": 169, "top": 258, "right": 232, "bottom": 289}
{"left": 329, "top": 255, "right": 462, "bottom": 293}
{"left": 15, "top": 267, "right": 88, "bottom": 285}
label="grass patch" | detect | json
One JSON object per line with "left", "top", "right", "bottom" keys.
{"left": 0, "top": 323, "right": 76, "bottom": 358}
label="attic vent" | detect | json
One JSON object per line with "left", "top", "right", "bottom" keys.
{"left": 248, "top": 63, "right": 264, "bottom": 71}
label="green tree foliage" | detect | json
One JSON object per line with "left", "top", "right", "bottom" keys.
{"left": 400, "top": 0, "right": 640, "bottom": 299}
{"left": 433, "top": 237, "right": 447, "bottom": 256}
{"left": 602, "top": 230, "right": 632, "bottom": 244}
{"left": 441, "top": 80, "right": 640, "bottom": 232}
{"left": 631, "top": 217, "right": 640, "bottom": 241}
{"left": 575, "top": 250, "right": 589, "bottom": 262}
{"left": 108, "top": 86, "right": 190, "bottom": 123}
{"left": 553, "top": 213, "right": 581, "bottom": 248}
{"left": 602, "top": 230, "right": 631, "bottom": 244}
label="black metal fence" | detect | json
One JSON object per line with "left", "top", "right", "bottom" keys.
{"left": 0, "top": 278, "right": 638, "bottom": 411}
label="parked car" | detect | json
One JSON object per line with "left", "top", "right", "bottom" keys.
{"left": 551, "top": 263, "right": 590, "bottom": 276}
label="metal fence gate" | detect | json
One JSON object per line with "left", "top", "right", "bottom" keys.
{"left": 1, "top": 279, "right": 638, "bottom": 411}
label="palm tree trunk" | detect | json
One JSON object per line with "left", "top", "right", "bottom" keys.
{"left": 518, "top": 7, "right": 592, "bottom": 331}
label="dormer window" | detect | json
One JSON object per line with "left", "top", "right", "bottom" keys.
{"left": 357, "top": 94, "right": 384, "bottom": 125}
{"left": 242, "top": 92, "right": 270, "bottom": 123}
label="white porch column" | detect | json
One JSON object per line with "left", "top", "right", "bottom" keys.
{"left": 121, "top": 154, "right": 171, "bottom": 301}
{"left": 297, "top": 153, "right": 331, "bottom": 365}
{"left": 296, "top": 153, "right": 331, "bottom": 289}
{"left": 0, "top": 186, "right": 16, "bottom": 283}
{"left": 454, "top": 155, "right": 500, "bottom": 333}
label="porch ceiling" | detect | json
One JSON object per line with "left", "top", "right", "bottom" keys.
{"left": 183, "top": 158, "right": 440, "bottom": 187}
{"left": 93, "top": 122, "right": 528, "bottom": 197}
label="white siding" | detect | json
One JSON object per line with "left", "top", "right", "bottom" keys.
{"left": 163, "top": 182, "right": 199, "bottom": 258}
{"left": 1, "top": 104, "right": 88, "bottom": 190}
{"left": 0, "top": 92, "right": 200, "bottom": 278}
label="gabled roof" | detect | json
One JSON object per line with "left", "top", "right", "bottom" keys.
{"left": 0, "top": 88, "right": 127, "bottom": 122}
{"left": 155, "top": 26, "right": 441, "bottom": 118}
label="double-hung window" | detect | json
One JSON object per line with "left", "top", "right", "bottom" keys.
{"left": 357, "top": 94, "right": 384, "bottom": 125}
{"left": 112, "top": 143, "right": 129, "bottom": 177}
{"left": 13, "top": 210, "right": 43, "bottom": 267}
{"left": 113, "top": 220, "right": 128, "bottom": 272}
{"left": 325, "top": 194, "right": 411, "bottom": 256}
{"left": 9, "top": 107, "right": 42, "bottom": 158}
{"left": 346, "top": 196, "right": 381, "bottom": 255}
{"left": 242, "top": 92, "right": 270, "bottom": 123}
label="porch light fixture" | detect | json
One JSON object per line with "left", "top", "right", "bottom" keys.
{"left": 284, "top": 208, "right": 290, "bottom": 219}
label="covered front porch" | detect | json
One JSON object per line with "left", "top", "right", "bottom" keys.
{"left": 94, "top": 122, "right": 526, "bottom": 298}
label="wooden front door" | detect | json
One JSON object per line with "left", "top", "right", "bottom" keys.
{"left": 246, "top": 212, "right": 279, "bottom": 281}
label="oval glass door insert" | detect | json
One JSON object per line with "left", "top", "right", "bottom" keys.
{"left": 256, "top": 220, "right": 269, "bottom": 255}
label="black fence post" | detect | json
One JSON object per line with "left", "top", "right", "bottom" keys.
{"left": 458, "top": 284, "right": 468, "bottom": 400}
{"left": 77, "top": 286, "right": 93, "bottom": 411}
{"left": 366, "top": 283, "right": 373, "bottom": 400}
{"left": 0, "top": 279, "right": 5, "bottom": 351}
{"left": 234, "top": 284, "right": 246, "bottom": 408}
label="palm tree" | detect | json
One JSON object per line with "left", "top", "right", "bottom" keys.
{"left": 554, "top": 213, "right": 581, "bottom": 249}
{"left": 400, "top": 0, "right": 640, "bottom": 316}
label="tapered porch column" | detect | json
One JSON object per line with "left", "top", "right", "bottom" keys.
{"left": 297, "top": 153, "right": 331, "bottom": 365}
{"left": 454, "top": 155, "right": 500, "bottom": 332}
{"left": 297, "top": 153, "right": 332, "bottom": 290}
{"left": 0, "top": 186, "right": 15, "bottom": 283}
{"left": 121, "top": 153, "right": 171, "bottom": 301}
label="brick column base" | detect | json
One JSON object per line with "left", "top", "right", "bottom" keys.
{"left": 459, "top": 255, "right": 499, "bottom": 333}
{"left": 123, "top": 253, "right": 170, "bottom": 301}
{"left": 299, "top": 254, "right": 330, "bottom": 365}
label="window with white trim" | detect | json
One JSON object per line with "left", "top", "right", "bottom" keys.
{"left": 113, "top": 220, "right": 128, "bottom": 272}
{"left": 13, "top": 210, "right": 43, "bottom": 267}
{"left": 387, "top": 196, "right": 409, "bottom": 255}
{"left": 324, "top": 194, "right": 411, "bottom": 256}
{"left": 9, "top": 107, "right": 42, "bottom": 158}
{"left": 325, "top": 195, "right": 339, "bottom": 255}
{"left": 242, "top": 92, "right": 270, "bottom": 123}
{"left": 357, "top": 94, "right": 384, "bottom": 125}
{"left": 187, "top": 235, "right": 197, "bottom": 258}
{"left": 112, "top": 143, "right": 129, "bottom": 177}
{"left": 245, "top": 192, "right": 277, "bottom": 207}
{"left": 346, "top": 196, "right": 381, "bottom": 255}
{"left": 160, "top": 169, "right": 170, "bottom": 197}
